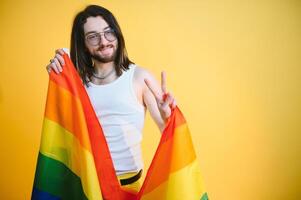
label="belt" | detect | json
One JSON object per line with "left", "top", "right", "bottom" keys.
{"left": 120, "top": 170, "right": 142, "bottom": 186}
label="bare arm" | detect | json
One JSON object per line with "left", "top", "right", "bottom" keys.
{"left": 134, "top": 67, "right": 176, "bottom": 133}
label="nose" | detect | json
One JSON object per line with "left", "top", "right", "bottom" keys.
{"left": 99, "top": 33, "right": 109, "bottom": 45}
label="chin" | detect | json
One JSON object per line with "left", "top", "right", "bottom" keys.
{"left": 95, "top": 55, "right": 115, "bottom": 63}
{"left": 91, "top": 48, "right": 117, "bottom": 63}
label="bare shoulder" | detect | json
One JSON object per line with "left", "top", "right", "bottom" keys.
{"left": 133, "top": 65, "right": 154, "bottom": 81}
{"left": 133, "top": 65, "right": 161, "bottom": 92}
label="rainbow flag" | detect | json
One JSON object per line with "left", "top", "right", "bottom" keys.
{"left": 32, "top": 53, "right": 208, "bottom": 200}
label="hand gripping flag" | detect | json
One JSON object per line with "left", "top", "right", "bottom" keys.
{"left": 32, "top": 53, "right": 208, "bottom": 200}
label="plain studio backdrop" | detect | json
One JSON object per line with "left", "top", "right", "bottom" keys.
{"left": 0, "top": 0, "right": 300, "bottom": 199}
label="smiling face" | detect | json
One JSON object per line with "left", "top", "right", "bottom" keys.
{"left": 83, "top": 16, "right": 118, "bottom": 63}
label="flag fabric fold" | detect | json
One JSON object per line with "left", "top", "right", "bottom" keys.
{"left": 32, "top": 53, "right": 208, "bottom": 200}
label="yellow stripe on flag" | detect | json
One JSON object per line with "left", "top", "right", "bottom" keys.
{"left": 45, "top": 80, "right": 92, "bottom": 152}
{"left": 141, "top": 160, "right": 205, "bottom": 200}
{"left": 40, "top": 118, "right": 103, "bottom": 200}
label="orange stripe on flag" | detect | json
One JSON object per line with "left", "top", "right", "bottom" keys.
{"left": 45, "top": 80, "right": 92, "bottom": 152}
{"left": 138, "top": 108, "right": 198, "bottom": 196}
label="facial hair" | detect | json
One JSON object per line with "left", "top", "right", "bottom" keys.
{"left": 90, "top": 44, "right": 117, "bottom": 63}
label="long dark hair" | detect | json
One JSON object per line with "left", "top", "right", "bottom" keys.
{"left": 70, "top": 5, "right": 133, "bottom": 86}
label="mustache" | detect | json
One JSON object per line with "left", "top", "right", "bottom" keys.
{"left": 98, "top": 44, "right": 114, "bottom": 50}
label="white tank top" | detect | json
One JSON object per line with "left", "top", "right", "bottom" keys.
{"left": 84, "top": 64, "right": 145, "bottom": 175}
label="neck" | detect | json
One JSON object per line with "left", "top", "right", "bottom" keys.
{"left": 91, "top": 59, "right": 117, "bottom": 85}
{"left": 93, "top": 60, "right": 115, "bottom": 74}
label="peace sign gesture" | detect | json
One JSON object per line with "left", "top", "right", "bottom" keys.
{"left": 144, "top": 71, "right": 177, "bottom": 122}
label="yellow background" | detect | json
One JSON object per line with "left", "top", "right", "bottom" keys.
{"left": 0, "top": 0, "right": 300, "bottom": 199}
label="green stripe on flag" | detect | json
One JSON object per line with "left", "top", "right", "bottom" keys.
{"left": 33, "top": 152, "right": 88, "bottom": 200}
{"left": 201, "top": 192, "right": 209, "bottom": 200}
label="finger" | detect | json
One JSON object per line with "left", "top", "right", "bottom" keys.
{"left": 144, "top": 79, "right": 163, "bottom": 103}
{"left": 167, "top": 92, "right": 174, "bottom": 101}
{"left": 160, "top": 95, "right": 173, "bottom": 115}
{"left": 166, "top": 92, "right": 175, "bottom": 104}
{"left": 53, "top": 58, "right": 63, "bottom": 72}
{"left": 164, "top": 93, "right": 176, "bottom": 108}
{"left": 46, "top": 65, "right": 52, "bottom": 74}
{"left": 50, "top": 62, "right": 60, "bottom": 74}
{"left": 55, "top": 53, "right": 65, "bottom": 66}
{"left": 55, "top": 48, "right": 65, "bottom": 56}
{"left": 161, "top": 71, "right": 167, "bottom": 94}
{"left": 171, "top": 99, "right": 177, "bottom": 108}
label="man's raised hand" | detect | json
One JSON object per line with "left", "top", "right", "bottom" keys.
{"left": 144, "top": 71, "right": 176, "bottom": 122}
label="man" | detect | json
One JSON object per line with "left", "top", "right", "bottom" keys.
{"left": 45, "top": 5, "right": 176, "bottom": 192}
